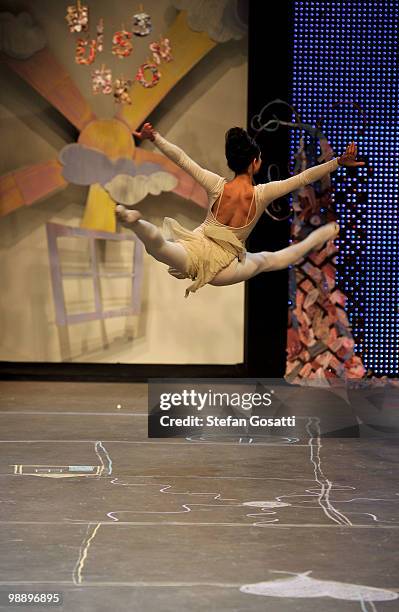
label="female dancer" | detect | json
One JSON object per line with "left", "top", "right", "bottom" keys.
{"left": 116, "top": 123, "right": 364, "bottom": 298}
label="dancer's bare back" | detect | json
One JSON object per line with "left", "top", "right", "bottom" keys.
{"left": 211, "top": 182, "right": 256, "bottom": 228}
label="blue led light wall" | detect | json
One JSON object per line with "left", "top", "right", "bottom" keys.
{"left": 291, "top": 0, "right": 399, "bottom": 376}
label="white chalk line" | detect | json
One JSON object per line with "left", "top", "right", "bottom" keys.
{"left": 0, "top": 580, "right": 397, "bottom": 591}
{"left": 361, "top": 599, "right": 378, "bottom": 612}
{"left": 94, "top": 441, "right": 113, "bottom": 476}
{"left": 1, "top": 521, "right": 398, "bottom": 528}
{"left": 73, "top": 445, "right": 113, "bottom": 584}
{"left": 0, "top": 440, "right": 308, "bottom": 446}
{"left": 0, "top": 475, "right": 325, "bottom": 481}
{"left": 305, "top": 417, "right": 353, "bottom": 527}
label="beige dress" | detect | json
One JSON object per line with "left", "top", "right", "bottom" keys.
{"left": 154, "top": 133, "right": 339, "bottom": 298}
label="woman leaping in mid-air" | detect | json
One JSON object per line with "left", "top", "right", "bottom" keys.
{"left": 116, "top": 123, "right": 364, "bottom": 298}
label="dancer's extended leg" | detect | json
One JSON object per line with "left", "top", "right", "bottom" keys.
{"left": 209, "top": 221, "right": 339, "bottom": 287}
{"left": 116, "top": 205, "right": 188, "bottom": 273}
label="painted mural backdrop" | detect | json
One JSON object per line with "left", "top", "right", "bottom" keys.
{"left": 0, "top": 0, "right": 247, "bottom": 359}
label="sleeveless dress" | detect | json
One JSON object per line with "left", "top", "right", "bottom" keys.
{"left": 153, "top": 133, "right": 339, "bottom": 298}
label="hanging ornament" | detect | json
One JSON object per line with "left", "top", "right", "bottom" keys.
{"left": 113, "top": 77, "right": 133, "bottom": 104}
{"left": 132, "top": 4, "right": 152, "bottom": 37}
{"left": 135, "top": 61, "right": 161, "bottom": 88}
{"left": 96, "top": 18, "right": 104, "bottom": 53}
{"left": 92, "top": 65, "right": 113, "bottom": 95}
{"left": 112, "top": 28, "right": 133, "bottom": 59}
{"left": 75, "top": 36, "right": 97, "bottom": 65}
{"left": 65, "top": 1, "right": 89, "bottom": 33}
{"left": 149, "top": 36, "right": 173, "bottom": 65}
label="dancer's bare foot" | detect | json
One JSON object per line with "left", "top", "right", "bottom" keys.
{"left": 116, "top": 204, "right": 142, "bottom": 229}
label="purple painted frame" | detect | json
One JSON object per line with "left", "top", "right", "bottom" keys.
{"left": 46, "top": 222, "right": 144, "bottom": 326}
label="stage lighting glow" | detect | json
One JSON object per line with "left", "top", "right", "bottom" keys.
{"left": 291, "top": 0, "right": 399, "bottom": 376}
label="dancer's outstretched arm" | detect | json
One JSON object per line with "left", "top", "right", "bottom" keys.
{"left": 257, "top": 141, "right": 364, "bottom": 213}
{"left": 134, "top": 122, "right": 224, "bottom": 196}
{"left": 257, "top": 157, "right": 339, "bottom": 211}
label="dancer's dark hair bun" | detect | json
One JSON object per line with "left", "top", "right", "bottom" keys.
{"left": 225, "top": 127, "right": 260, "bottom": 174}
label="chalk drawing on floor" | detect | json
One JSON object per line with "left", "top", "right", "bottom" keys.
{"left": 240, "top": 570, "right": 398, "bottom": 608}
{"left": 11, "top": 441, "right": 113, "bottom": 479}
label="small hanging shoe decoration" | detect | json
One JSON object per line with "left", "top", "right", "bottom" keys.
{"left": 96, "top": 18, "right": 104, "bottom": 53}
{"left": 112, "top": 28, "right": 133, "bottom": 59}
{"left": 149, "top": 36, "right": 173, "bottom": 65}
{"left": 92, "top": 65, "right": 113, "bottom": 95}
{"left": 113, "top": 77, "right": 133, "bottom": 104}
{"left": 75, "top": 36, "right": 97, "bottom": 65}
{"left": 132, "top": 4, "right": 152, "bottom": 37}
{"left": 135, "top": 60, "right": 161, "bottom": 88}
{"left": 65, "top": 1, "right": 89, "bottom": 33}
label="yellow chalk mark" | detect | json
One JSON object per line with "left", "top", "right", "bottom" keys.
{"left": 73, "top": 523, "right": 102, "bottom": 585}
{"left": 11, "top": 464, "right": 102, "bottom": 478}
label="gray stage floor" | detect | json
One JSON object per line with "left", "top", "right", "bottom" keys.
{"left": 0, "top": 381, "right": 398, "bottom": 612}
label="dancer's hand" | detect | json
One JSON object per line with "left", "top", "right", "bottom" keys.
{"left": 133, "top": 122, "right": 156, "bottom": 142}
{"left": 338, "top": 142, "right": 365, "bottom": 167}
